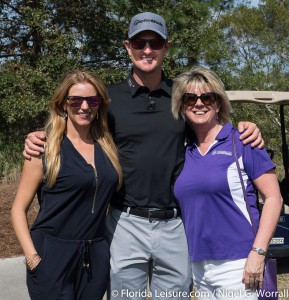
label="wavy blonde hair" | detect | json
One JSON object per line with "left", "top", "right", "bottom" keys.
{"left": 44, "top": 70, "right": 122, "bottom": 189}
{"left": 172, "top": 66, "right": 232, "bottom": 124}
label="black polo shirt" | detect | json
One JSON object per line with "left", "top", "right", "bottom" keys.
{"left": 108, "top": 71, "right": 186, "bottom": 209}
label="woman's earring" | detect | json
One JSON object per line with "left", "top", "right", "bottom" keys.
{"left": 63, "top": 111, "right": 68, "bottom": 119}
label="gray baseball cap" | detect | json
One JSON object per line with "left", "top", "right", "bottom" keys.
{"left": 128, "top": 12, "right": 168, "bottom": 40}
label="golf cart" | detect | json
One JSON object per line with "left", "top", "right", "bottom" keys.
{"left": 227, "top": 91, "right": 289, "bottom": 258}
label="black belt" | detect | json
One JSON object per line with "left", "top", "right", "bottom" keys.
{"left": 112, "top": 204, "right": 180, "bottom": 222}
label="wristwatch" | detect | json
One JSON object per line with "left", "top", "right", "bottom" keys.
{"left": 252, "top": 247, "right": 267, "bottom": 256}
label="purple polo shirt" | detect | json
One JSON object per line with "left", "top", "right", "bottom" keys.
{"left": 174, "top": 123, "right": 275, "bottom": 262}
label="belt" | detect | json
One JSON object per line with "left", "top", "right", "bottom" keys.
{"left": 112, "top": 204, "right": 180, "bottom": 222}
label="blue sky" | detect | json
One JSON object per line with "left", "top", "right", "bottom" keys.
{"left": 251, "top": 0, "right": 260, "bottom": 6}
{"left": 236, "top": 0, "right": 260, "bottom": 7}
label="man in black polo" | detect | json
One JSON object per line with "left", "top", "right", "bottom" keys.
{"left": 106, "top": 16, "right": 188, "bottom": 299}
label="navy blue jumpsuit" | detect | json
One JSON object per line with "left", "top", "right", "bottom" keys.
{"left": 27, "top": 136, "right": 118, "bottom": 300}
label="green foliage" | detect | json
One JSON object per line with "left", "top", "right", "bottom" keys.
{"left": 0, "top": 55, "right": 81, "bottom": 143}
{"left": 0, "top": 0, "right": 289, "bottom": 179}
{"left": 0, "top": 142, "right": 23, "bottom": 181}
{"left": 204, "top": 0, "right": 289, "bottom": 91}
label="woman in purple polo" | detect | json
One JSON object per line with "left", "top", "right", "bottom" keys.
{"left": 171, "top": 66, "right": 282, "bottom": 299}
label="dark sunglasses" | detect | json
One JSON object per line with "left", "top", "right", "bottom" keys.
{"left": 66, "top": 96, "right": 102, "bottom": 108}
{"left": 130, "top": 38, "right": 165, "bottom": 50}
{"left": 182, "top": 92, "right": 217, "bottom": 106}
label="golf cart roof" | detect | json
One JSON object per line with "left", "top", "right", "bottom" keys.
{"left": 226, "top": 91, "right": 289, "bottom": 104}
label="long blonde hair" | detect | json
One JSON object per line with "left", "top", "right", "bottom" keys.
{"left": 44, "top": 70, "right": 122, "bottom": 189}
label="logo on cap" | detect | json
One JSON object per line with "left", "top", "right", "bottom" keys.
{"left": 134, "top": 18, "right": 163, "bottom": 27}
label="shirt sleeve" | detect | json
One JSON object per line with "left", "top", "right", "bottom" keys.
{"left": 242, "top": 142, "right": 275, "bottom": 181}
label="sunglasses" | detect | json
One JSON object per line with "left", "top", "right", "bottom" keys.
{"left": 130, "top": 38, "right": 165, "bottom": 50}
{"left": 182, "top": 92, "right": 217, "bottom": 106}
{"left": 66, "top": 96, "right": 102, "bottom": 108}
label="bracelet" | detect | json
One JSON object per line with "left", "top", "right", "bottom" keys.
{"left": 24, "top": 254, "right": 41, "bottom": 270}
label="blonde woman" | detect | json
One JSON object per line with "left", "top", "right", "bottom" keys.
{"left": 11, "top": 70, "right": 122, "bottom": 300}
{"left": 172, "top": 66, "right": 282, "bottom": 300}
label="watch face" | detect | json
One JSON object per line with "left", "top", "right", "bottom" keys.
{"left": 253, "top": 248, "right": 266, "bottom": 255}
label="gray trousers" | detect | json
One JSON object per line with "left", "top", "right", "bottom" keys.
{"left": 105, "top": 207, "right": 192, "bottom": 300}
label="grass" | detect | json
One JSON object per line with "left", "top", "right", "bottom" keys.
{"left": 0, "top": 142, "right": 23, "bottom": 181}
